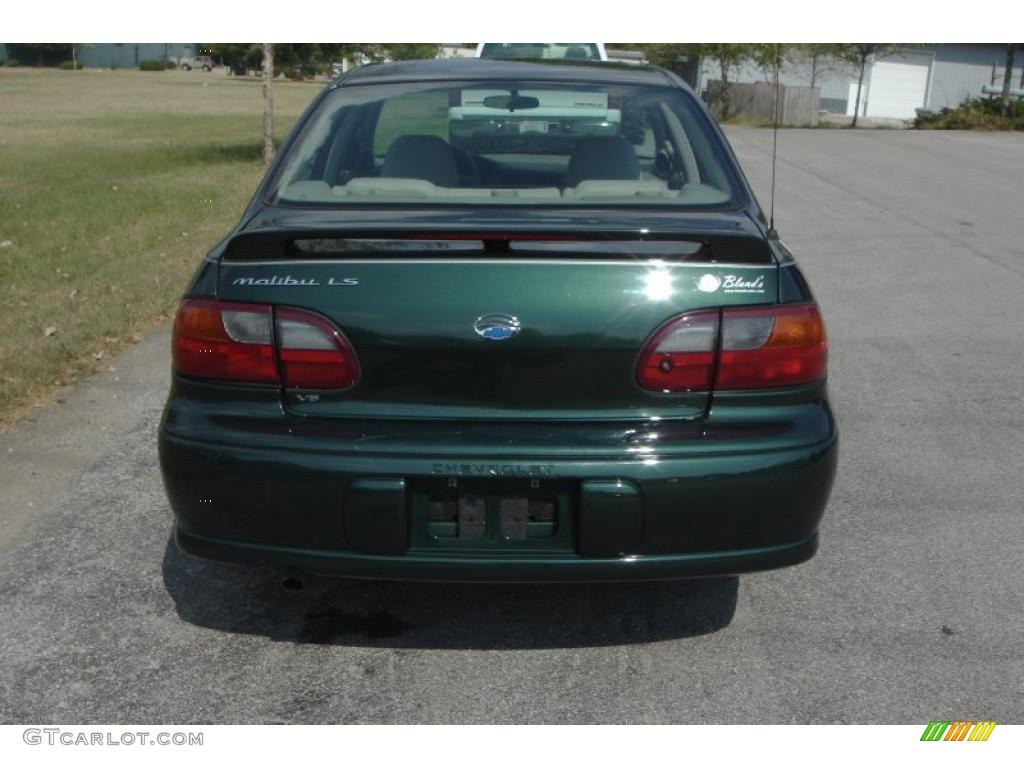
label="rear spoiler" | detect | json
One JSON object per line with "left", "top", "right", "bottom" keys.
{"left": 222, "top": 229, "right": 774, "bottom": 264}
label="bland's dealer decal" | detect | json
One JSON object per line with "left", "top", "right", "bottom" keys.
{"left": 696, "top": 273, "right": 766, "bottom": 294}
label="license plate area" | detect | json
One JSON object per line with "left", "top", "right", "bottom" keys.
{"left": 409, "top": 478, "right": 576, "bottom": 554}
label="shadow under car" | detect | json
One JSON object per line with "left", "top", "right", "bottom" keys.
{"left": 161, "top": 534, "right": 739, "bottom": 650}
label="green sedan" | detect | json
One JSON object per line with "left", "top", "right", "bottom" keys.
{"left": 158, "top": 58, "right": 837, "bottom": 581}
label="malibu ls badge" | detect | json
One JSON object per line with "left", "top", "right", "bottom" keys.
{"left": 231, "top": 275, "right": 359, "bottom": 287}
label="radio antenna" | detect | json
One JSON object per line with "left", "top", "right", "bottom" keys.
{"left": 767, "top": 57, "right": 780, "bottom": 239}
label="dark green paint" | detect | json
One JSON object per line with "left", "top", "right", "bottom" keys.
{"left": 157, "top": 60, "right": 837, "bottom": 581}
{"left": 217, "top": 259, "right": 778, "bottom": 420}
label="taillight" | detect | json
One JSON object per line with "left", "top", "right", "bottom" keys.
{"left": 636, "top": 310, "right": 718, "bottom": 392}
{"left": 173, "top": 300, "right": 277, "bottom": 384}
{"left": 637, "top": 303, "right": 827, "bottom": 392}
{"left": 276, "top": 307, "right": 359, "bottom": 389}
{"left": 172, "top": 300, "right": 359, "bottom": 389}
{"left": 716, "top": 304, "right": 827, "bottom": 389}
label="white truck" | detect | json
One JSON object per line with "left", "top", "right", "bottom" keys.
{"left": 475, "top": 43, "right": 608, "bottom": 62}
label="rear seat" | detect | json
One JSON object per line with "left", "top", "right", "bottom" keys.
{"left": 380, "top": 135, "right": 460, "bottom": 187}
{"left": 564, "top": 136, "right": 641, "bottom": 187}
{"left": 278, "top": 132, "right": 706, "bottom": 202}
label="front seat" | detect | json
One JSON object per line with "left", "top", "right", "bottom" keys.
{"left": 381, "top": 135, "right": 460, "bottom": 187}
{"left": 564, "top": 136, "right": 640, "bottom": 187}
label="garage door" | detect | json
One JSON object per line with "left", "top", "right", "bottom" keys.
{"left": 866, "top": 55, "right": 931, "bottom": 119}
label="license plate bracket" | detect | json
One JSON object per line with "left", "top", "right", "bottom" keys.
{"left": 410, "top": 477, "right": 575, "bottom": 553}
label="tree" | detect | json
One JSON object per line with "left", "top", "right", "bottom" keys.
{"left": 319, "top": 43, "right": 442, "bottom": 65}
{"left": 205, "top": 43, "right": 443, "bottom": 76}
{"left": 261, "top": 44, "right": 274, "bottom": 166}
{"left": 204, "top": 44, "right": 262, "bottom": 74}
{"left": 272, "top": 43, "right": 326, "bottom": 78}
{"left": 9, "top": 44, "right": 71, "bottom": 67}
{"left": 793, "top": 44, "right": 851, "bottom": 90}
{"left": 751, "top": 43, "right": 791, "bottom": 77}
{"left": 1001, "top": 44, "right": 1019, "bottom": 117}
{"left": 380, "top": 44, "right": 442, "bottom": 61}
{"left": 750, "top": 44, "right": 790, "bottom": 125}
{"left": 643, "top": 44, "right": 754, "bottom": 118}
{"left": 836, "top": 44, "right": 900, "bottom": 127}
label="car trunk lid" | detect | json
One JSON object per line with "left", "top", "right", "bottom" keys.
{"left": 216, "top": 218, "right": 777, "bottom": 421}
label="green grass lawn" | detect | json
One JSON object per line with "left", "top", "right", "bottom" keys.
{"left": 0, "top": 68, "right": 321, "bottom": 424}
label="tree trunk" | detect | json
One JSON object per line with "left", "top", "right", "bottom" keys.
{"left": 1001, "top": 44, "right": 1017, "bottom": 118}
{"left": 773, "top": 57, "right": 781, "bottom": 125}
{"left": 718, "top": 59, "right": 731, "bottom": 120}
{"left": 261, "top": 44, "right": 275, "bottom": 166}
{"left": 852, "top": 55, "right": 867, "bottom": 127}
{"left": 72, "top": 45, "right": 77, "bottom": 71}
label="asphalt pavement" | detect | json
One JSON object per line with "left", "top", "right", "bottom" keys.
{"left": 1, "top": 127, "right": 1022, "bottom": 723}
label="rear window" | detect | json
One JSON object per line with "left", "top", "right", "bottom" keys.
{"left": 271, "top": 79, "right": 744, "bottom": 208}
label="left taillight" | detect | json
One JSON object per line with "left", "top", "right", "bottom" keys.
{"left": 172, "top": 299, "right": 359, "bottom": 389}
{"left": 276, "top": 307, "right": 360, "bottom": 389}
{"left": 173, "top": 299, "right": 278, "bottom": 384}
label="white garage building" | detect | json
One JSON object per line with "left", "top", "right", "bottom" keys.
{"left": 852, "top": 51, "right": 934, "bottom": 119}
{"left": 699, "top": 44, "right": 1022, "bottom": 119}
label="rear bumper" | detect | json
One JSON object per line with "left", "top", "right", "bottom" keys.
{"left": 175, "top": 525, "right": 819, "bottom": 583}
{"left": 157, "top": 434, "right": 831, "bottom": 581}
{"left": 159, "top": 387, "right": 837, "bottom": 581}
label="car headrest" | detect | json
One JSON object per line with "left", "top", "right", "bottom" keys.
{"left": 565, "top": 136, "right": 640, "bottom": 187}
{"left": 381, "top": 135, "right": 459, "bottom": 187}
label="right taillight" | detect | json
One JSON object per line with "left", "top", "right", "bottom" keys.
{"left": 636, "top": 310, "right": 719, "bottom": 392}
{"left": 716, "top": 303, "right": 827, "bottom": 389}
{"left": 637, "top": 303, "right": 827, "bottom": 393}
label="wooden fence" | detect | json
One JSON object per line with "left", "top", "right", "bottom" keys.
{"left": 705, "top": 81, "right": 820, "bottom": 126}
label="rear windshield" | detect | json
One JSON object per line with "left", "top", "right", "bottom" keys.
{"left": 270, "top": 79, "right": 744, "bottom": 208}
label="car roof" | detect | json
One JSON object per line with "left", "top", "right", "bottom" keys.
{"left": 335, "top": 57, "right": 678, "bottom": 89}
